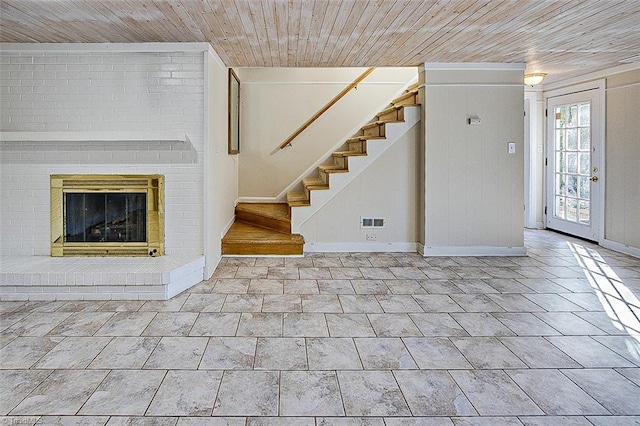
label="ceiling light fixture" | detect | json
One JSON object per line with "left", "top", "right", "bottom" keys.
{"left": 524, "top": 73, "right": 546, "bottom": 86}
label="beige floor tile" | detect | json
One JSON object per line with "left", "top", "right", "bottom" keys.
{"left": 2, "top": 230, "right": 639, "bottom": 423}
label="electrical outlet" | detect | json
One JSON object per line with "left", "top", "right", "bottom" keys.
{"left": 366, "top": 234, "right": 377, "bottom": 241}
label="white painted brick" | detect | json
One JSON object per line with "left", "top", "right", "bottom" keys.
{"left": 43, "top": 286, "right": 68, "bottom": 293}
{"left": 1, "top": 294, "right": 29, "bottom": 301}
{"left": 171, "top": 56, "right": 197, "bottom": 64}
{"left": 159, "top": 63, "right": 183, "bottom": 71}
{"left": 98, "top": 286, "right": 128, "bottom": 293}
{"left": 15, "top": 286, "right": 41, "bottom": 293}
{"left": 84, "top": 293, "right": 113, "bottom": 300}
{"left": 63, "top": 56, "right": 81, "bottom": 64}
{"left": 30, "top": 293, "right": 57, "bottom": 301}
{"left": 113, "top": 64, "right": 138, "bottom": 71}
{"left": 110, "top": 293, "right": 140, "bottom": 300}
{"left": 10, "top": 56, "right": 34, "bottom": 64}
{"left": 32, "top": 56, "right": 58, "bottom": 64}
{"left": 43, "top": 64, "right": 66, "bottom": 71}
{"left": 80, "top": 56, "right": 104, "bottom": 64}
{"left": 56, "top": 292, "right": 84, "bottom": 300}
{"left": 102, "top": 56, "right": 125, "bottom": 64}
{"left": 21, "top": 64, "right": 45, "bottom": 71}
{"left": 67, "top": 64, "right": 91, "bottom": 71}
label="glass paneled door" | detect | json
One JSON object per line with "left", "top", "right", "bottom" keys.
{"left": 546, "top": 90, "right": 601, "bottom": 241}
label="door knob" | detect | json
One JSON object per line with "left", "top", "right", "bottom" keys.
{"left": 590, "top": 176, "right": 599, "bottom": 182}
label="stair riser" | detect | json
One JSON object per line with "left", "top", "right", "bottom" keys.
{"left": 236, "top": 210, "right": 291, "bottom": 234}
{"left": 333, "top": 156, "right": 347, "bottom": 169}
{"left": 377, "top": 108, "right": 404, "bottom": 122}
{"left": 347, "top": 140, "right": 367, "bottom": 154}
{"left": 362, "top": 123, "right": 385, "bottom": 138}
{"left": 222, "top": 242, "right": 303, "bottom": 256}
{"left": 319, "top": 170, "right": 328, "bottom": 184}
{"left": 304, "top": 183, "right": 329, "bottom": 191}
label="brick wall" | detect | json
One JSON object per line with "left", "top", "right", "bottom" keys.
{"left": 0, "top": 50, "right": 206, "bottom": 256}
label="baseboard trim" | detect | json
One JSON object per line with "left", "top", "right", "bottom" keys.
{"left": 419, "top": 245, "right": 527, "bottom": 257}
{"left": 237, "top": 197, "right": 280, "bottom": 204}
{"left": 600, "top": 238, "right": 640, "bottom": 259}
{"left": 221, "top": 215, "right": 236, "bottom": 238}
{"left": 304, "top": 242, "right": 418, "bottom": 253}
{"left": 525, "top": 222, "right": 545, "bottom": 230}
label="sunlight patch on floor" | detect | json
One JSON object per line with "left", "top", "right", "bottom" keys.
{"left": 568, "top": 241, "right": 640, "bottom": 359}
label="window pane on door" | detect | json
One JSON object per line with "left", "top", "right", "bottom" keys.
{"left": 579, "top": 128, "right": 590, "bottom": 150}
{"left": 555, "top": 196, "right": 565, "bottom": 220}
{"left": 553, "top": 101, "right": 591, "bottom": 225}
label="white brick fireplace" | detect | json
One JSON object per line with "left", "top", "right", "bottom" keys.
{"left": 0, "top": 43, "right": 237, "bottom": 300}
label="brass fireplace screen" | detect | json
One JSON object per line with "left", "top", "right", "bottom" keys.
{"left": 51, "top": 174, "right": 164, "bottom": 257}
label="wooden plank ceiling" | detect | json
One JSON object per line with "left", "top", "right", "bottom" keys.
{"left": 1, "top": 0, "right": 639, "bottom": 82}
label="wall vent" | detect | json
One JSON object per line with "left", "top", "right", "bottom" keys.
{"left": 361, "top": 217, "right": 386, "bottom": 229}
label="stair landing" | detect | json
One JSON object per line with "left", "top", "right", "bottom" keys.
{"left": 222, "top": 203, "right": 304, "bottom": 256}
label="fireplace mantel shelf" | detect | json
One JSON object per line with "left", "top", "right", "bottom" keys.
{"left": 0, "top": 131, "right": 186, "bottom": 143}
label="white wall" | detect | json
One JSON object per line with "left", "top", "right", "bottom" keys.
{"left": 420, "top": 65, "right": 526, "bottom": 255}
{"left": 301, "top": 124, "right": 420, "bottom": 250}
{"left": 0, "top": 46, "right": 206, "bottom": 257}
{"left": 604, "top": 69, "right": 640, "bottom": 252}
{"left": 236, "top": 67, "right": 417, "bottom": 199}
{"left": 204, "top": 49, "right": 238, "bottom": 277}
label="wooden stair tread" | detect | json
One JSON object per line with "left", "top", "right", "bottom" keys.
{"left": 303, "top": 177, "right": 329, "bottom": 190}
{"left": 287, "top": 191, "right": 310, "bottom": 207}
{"left": 236, "top": 203, "right": 289, "bottom": 221}
{"left": 392, "top": 89, "right": 420, "bottom": 105}
{"left": 332, "top": 151, "right": 366, "bottom": 157}
{"left": 222, "top": 222, "right": 304, "bottom": 255}
{"left": 407, "top": 82, "right": 419, "bottom": 91}
{"left": 223, "top": 222, "right": 303, "bottom": 244}
{"left": 361, "top": 121, "right": 385, "bottom": 130}
{"left": 377, "top": 105, "right": 403, "bottom": 116}
{"left": 346, "top": 136, "right": 367, "bottom": 143}
{"left": 318, "top": 164, "right": 348, "bottom": 173}
{"left": 355, "top": 134, "right": 384, "bottom": 140}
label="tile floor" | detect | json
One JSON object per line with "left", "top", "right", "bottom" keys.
{"left": 1, "top": 230, "right": 640, "bottom": 425}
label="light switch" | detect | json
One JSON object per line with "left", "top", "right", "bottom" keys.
{"left": 508, "top": 142, "right": 516, "bottom": 154}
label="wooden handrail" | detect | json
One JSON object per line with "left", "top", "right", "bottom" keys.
{"left": 275, "top": 67, "right": 376, "bottom": 152}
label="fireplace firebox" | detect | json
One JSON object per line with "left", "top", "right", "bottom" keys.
{"left": 51, "top": 175, "right": 164, "bottom": 257}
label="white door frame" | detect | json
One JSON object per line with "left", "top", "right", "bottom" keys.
{"left": 543, "top": 79, "right": 606, "bottom": 243}
{"left": 524, "top": 91, "right": 541, "bottom": 229}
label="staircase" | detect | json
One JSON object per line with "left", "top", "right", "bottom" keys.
{"left": 221, "top": 84, "right": 420, "bottom": 256}
{"left": 286, "top": 84, "right": 420, "bottom": 208}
